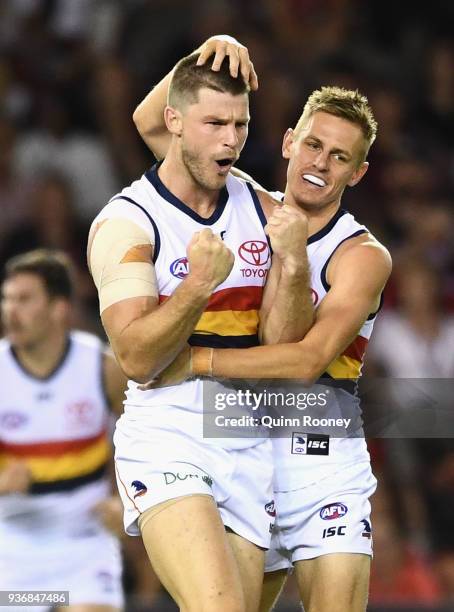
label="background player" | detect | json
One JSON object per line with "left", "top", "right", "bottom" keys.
{"left": 134, "top": 36, "right": 391, "bottom": 612}
{"left": 0, "top": 249, "right": 126, "bottom": 612}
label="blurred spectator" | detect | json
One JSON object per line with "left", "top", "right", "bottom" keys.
{"left": 0, "top": 173, "right": 99, "bottom": 333}
{"left": 370, "top": 504, "right": 442, "bottom": 606}
{"left": 369, "top": 259, "right": 454, "bottom": 377}
{"left": 14, "top": 96, "right": 119, "bottom": 221}
{"left": 0, "top": 116, "right": 31, "bottom": 242}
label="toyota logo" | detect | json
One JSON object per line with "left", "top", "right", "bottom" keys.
{"left": 238, "top": 240, "right": 269, "bottom": 266}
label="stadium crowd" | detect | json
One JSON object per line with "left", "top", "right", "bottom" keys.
{"left": 0, "top": 1, "right": 453, "bottom": 610}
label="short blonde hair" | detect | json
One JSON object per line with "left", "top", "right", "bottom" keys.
{"left": 295, "top": 86, "right": 378, "bottom": 158}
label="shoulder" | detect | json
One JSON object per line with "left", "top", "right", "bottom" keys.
{"left": 227, "top": 169, "right": 282, "bottom": 220}
{"left": 334, "top": 231, "right": 391, "bottom": 269}
{"left": 328, "top": 232, "right": 392, "bottom": 290}
{"left": 91, "top": 179, "right": 154, "bottom": 231}
{"left": 254, "top": 189, "right": 283, "bottom": 220}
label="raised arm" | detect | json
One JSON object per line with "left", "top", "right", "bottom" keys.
{"left": 133, "top": 35, "right": 258, "bottom": 160}
{"left": 88, "top": 217, "right": 233, "bottom": 383}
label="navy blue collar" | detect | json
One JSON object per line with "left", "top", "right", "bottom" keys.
{"left": 307, "top": 208, "right": 348, "bottom": 245}
{"left": 145, "top": 162, "right": 229, "bottom": 225}
{"left": 9, "top": 335, "right": 72, "bottom": 381}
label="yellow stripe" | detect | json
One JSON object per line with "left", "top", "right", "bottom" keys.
{"left": 195, "top": 309, "right": 259, "bottom": 336}
{"left": 1, "top": 437, "right": 109, "bottom": 483}
{"left": 326, "top": 355, "right": 362, "bottom": 379}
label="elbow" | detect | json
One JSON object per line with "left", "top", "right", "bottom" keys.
{"left": 132, "top": 106, "right": 145, "bottom": 135}
{"left": 116, "top": 348, "right": 157, "bottom": 385}
{"left": 132, "top": 104, "right": 152, "bottom": 140}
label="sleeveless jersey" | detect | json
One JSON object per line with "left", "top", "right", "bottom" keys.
{"left": 0, "top": 331, "right": 111, "bottom": 529}
{"left": 94, "top": 165, "right": 271, "bottom": 449}
{"left": 270, "top": 192, "right": 379, "bottom": 490}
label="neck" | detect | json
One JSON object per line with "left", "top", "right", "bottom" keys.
{"left": 14, "top": 331, "right": 69, "bottom": 378}
{"left": 158, "top": 145, "right": 220, "bottom": 216}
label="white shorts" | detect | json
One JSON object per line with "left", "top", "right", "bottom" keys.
{"left": 0, "top": 527, "right": 123, "bottom": 611}
{"left": 114, "top": 427, "right": 274, "bottom": 548}
{"left": 265, "top": 461, "right": 376, "bottom": 571}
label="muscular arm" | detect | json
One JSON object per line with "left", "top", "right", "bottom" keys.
{"left": 195, "top": 238, "right": 392, "bottom": 383}
{"left": 133, "top": 69, "right": 172, "bottom": 161}
{"left": 255, "top": 189, "right": 314, "bottom": 344}
{"left": 88, "top": 218, "right": 233, "bottom": 383}
{"left": 102, "top": 288, "right": 208, "bottom": 384}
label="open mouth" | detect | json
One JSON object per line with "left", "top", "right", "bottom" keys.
{"left": 302, "top": 173, "right": 327, "bottom": 188}
{"left": 216, "top": 158, "right": 234, "bottom": 170}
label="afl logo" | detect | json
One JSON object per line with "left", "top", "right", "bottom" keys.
{"left": 319, "top": 502, "right": 348, "bottom": 520}
{"left": 170, "top": 257, "right": 189, "bottom": 279}
{"left": 311, "top": 289, "right": 319, "bottom": 305}
{"left": 238, "top": 240, "right": 269, "bottom": 266}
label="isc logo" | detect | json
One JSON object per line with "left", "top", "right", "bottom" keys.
{"left": 291, "top": 433, "right": 330, "bottom": 456}
{"left": 322, "top": 525, "right": 346, "bottom": 538}
{"left": 319, "top": 502, "right": 348, "bottom": 520}
{"left": 308, "top": 440, "right": 327, "bottom": 449}
{"left": 170, "top": 257, "right": 189, "bottom": 279}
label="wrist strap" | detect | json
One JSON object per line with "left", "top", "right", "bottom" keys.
{"left": 190, "top": 347, "right": 213, "bottom": 377}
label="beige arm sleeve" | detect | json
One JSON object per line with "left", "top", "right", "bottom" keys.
{"left": 89, "top": 217, "right": 158, "bottom": 313}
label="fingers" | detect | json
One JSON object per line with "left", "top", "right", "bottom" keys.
{"left": 226, "top": 47, "right": 240, "bottom": 79}
{"left": 238, "top": 47, "right": 258, "bottom": 90}
{"left": 249, "top": 62, "right": 259, "bottom": 90}
{"left": 196, "top": 37, "right": 258, "bottom": 89}
{"left": 268, "top": 205, "right": 308, "bottom": 222}
{"left": 196, "top": 43, "right": 217, "bottom": 67}
{"left": 197, "top": 228, "right": 225, "bottom": 246}
{"left": 210, "top": 43, "right": 228, "bottom": 72}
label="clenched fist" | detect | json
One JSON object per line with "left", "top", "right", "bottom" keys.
{"left": 265, "top": 204, "right": 309, "bottom": 271}
{"left": 187, "top": 228, "right": 234, "bottom": 292}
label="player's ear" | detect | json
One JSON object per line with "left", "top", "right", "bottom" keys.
{"left": 348, "top": 161, "right": 369, "bottom": 187}
{"left": 51, "top": 297, "right": 71, "bottom": 324}
{"left": 164, "top": 106, "right": 183, "bottom": 136}
{"left": 282, "top": 129, "right": 294, "bottom": 160}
